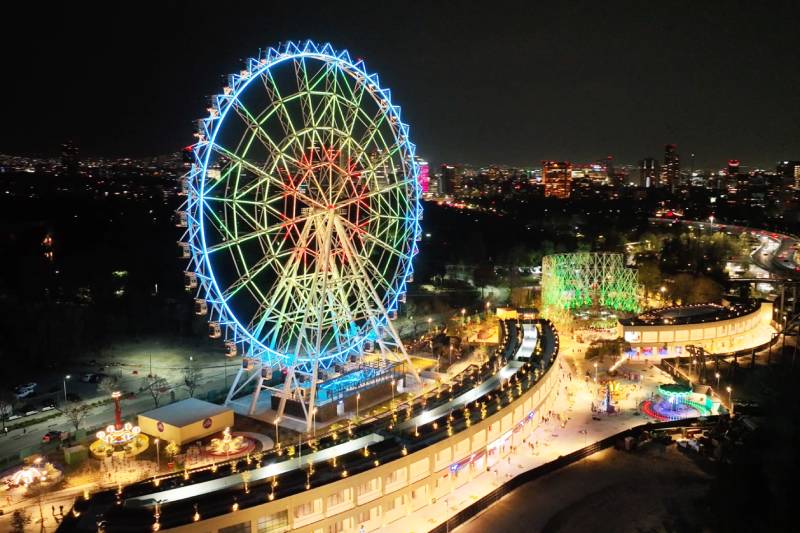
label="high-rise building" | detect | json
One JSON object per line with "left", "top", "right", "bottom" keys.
{"left": 440, "top": 164, "right": 459, "bottom": 196}
{"left": 638, "top": 157, "right": 659, "bottom": 188}
{"left": 660, "top": 144, "right": 680, "bottom": 190}
{"left": 727, "top": 159, "right": 741, "bottom": 176}
{"left": 415, "top": 158, "right": 430, "bottom": 194}
{"left": 61, "top": 140, "right": 80, "bottom": 177}
{"left": 542, "top": 161, "right": 572, "bottom": 198}
{"left": 777, "top": 161, "right": 800, "bottom": 188}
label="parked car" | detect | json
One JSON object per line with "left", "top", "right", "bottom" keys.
{"left": 40, "top": 398, "right": 56, "bottom": 409}
{"left": 14, "top": 388, "right": 34, "bottom": 400}
{"left": 42, "top": 430, "right": 63, "bottom": 443}
{"left": 14, "top": 382, "right": 37, "bottom": 398}
{"left": 80, "top": 373, "right": 95, "bottom": 383}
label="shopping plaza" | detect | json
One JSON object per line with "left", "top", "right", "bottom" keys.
{"left": 619, "top": 299, "right": 776, "bottom": 358}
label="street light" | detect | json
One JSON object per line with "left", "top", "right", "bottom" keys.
{"left": 390, "top": 379, "right": 395, "bottom": 408}
{"left": 461, "top": 308, "right": 466, "bottom": 325}
{"left": 63, "top": 374, "right": 71, "bottom": 404}
{"left": 726, "top": 386, "right": 733, "bottom": 415}
{"left": 356, "top": 393, "right": 361, "bottom": 420}
{"left": 715, "top": 372, "right": 720, "bottom": 389}
{"left": 274, "top": 417, "right": 280, "bottom": 450}
{"left": 155, "top": 438, "right": 161, "bottom": 470}
{"left": 593, "top": 362, "right": 598, "bottom": 381}
{"left": 427, "top": 317, "right": 433, "bottom": 334}
{"left": 312, "top": 408, "right": 317, "bottom": 437}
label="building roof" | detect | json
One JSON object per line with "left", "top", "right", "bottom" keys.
{"left": 139, "top": 398, "right": 231, "bottom": 428}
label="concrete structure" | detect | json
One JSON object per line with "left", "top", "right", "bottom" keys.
{"left": 138, "top": 398, "right": 234, "bottom": 445}
{"left": 618, "top": 300, "right": 774, "bottom": 358}
{"left": 162, "top": 361, "right": 562, "bottom": 532}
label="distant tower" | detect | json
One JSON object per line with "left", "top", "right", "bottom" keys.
{"left": 61, "top": 141, "right": 80, "bottom": 177}
{"left": 638, "top": 157, "right": 659, "bottom": 188}
{"left": 727, "top": 159, "right": 741, "bottom": 176}
{"left": 542, "top": 161, "right": 572, "bottom": 198}
{"left": 440, "top": 164, "right": 458, "bottom": 196}
{"left": 415, "top": 158, "right": 430, "bottom": 194}
{"left": 661, "top": 144, "right": 680, "bottom": 190}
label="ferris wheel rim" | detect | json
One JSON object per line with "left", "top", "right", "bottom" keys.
{"left": 187, "top": 40, "right": 422, "bottom": 369}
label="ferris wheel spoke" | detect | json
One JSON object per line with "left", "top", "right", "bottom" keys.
{"left": 230, "top": 99, "right": 303, "bottom": 176}
{"left": 340, "top": 216, "right": 409, "bottom": 261}
{"left": 259, "top": 69, "right": 302, "bottom": 146}
{"left": 222, "top": 249, "right": 288, "bottom": 302}
{"left": 211, "top": 144, "right": 324, "bottom": 210}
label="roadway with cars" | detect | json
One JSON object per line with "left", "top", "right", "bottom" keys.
{"left": 649, "top": 217, "right": 800, "bottom": 279}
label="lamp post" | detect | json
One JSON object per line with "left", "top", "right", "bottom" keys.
{"left": 715, "top": 372, "right": 720, "bottom": 390}
{"left": 63, "top": 374, "right": 71, "bottom": 404}
{"left": 461, "top": 308, "right": 466, "bottom": 325}
{"left": 427, "top": 317, "right": 433, "bottom": 334}
{"left": 593, "top": 362, "right": 598, "bottom": 381}
{"left": 485, "top": 301, "right": 491, "bottom": 318}
{"left": 274, "top": 417, "right": 280, "bottom": 450}
{"left": 726, "top": 386, "right": 733, "bottom": 415}
{"left": 312, "top": 408, "right": 317, "bottom": 437}
{"left": 155, "top": 438, "right": 161, "bottom": 470}
{"left": 356, "top": 393, "right": 361, "bottom": 420}
{"left": 390, "top": 379, "right": 395, "bottom": 408}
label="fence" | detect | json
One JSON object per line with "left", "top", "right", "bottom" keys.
{"left": 428, "top": 416, "right": 717, "bottom": 533}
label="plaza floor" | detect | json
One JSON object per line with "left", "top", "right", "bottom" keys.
{"left": 380, "top": 356, "right": 675, "bottom": 533}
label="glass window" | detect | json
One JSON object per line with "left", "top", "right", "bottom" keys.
{"left": 256, "top": 511, "right": 288, "bottom": 533}
{"left": 220, "top": 522, "right": 251, "bottom": 533}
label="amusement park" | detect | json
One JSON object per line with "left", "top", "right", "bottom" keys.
{"left": 1, "top": 16, "right": 799, "bottom": 533}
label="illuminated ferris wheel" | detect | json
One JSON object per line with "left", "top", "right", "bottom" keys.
{"left": 178, "top": 41, "right": 422, "bottom": 429}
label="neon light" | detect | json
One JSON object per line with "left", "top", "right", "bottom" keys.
{"left": 180, "top": 41, "right": 422, "bottom": 379}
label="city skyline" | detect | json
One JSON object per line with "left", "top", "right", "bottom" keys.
{"left": 2, "top": 2, "right": 799, "bottom": 168}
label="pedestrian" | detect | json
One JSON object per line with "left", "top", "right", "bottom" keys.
{"left": 52, "top": 505, "right": 56, "bottom": 516}
{"left": 59, "top": 505, "right": 64, "bottom": 515}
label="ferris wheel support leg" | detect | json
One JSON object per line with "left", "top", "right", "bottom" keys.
{"left": 248, "top": 367, "right": 265, "bottom": 415}
{"left": 306, "top": 362, "right": 320, "bottom": 434}
{"left": 332, "top": 216, "right": 422, "bottom": 387}
{"left": 276, "top": 365, "right": 295, "bottom": 422}
{"left": 225, "top": 363, "right": 246, "bottom": 406}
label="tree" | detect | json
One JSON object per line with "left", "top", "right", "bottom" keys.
{"left": 165, "top": 440, "right": 180, "bottom": 459}
{"left": 60, "top": 402, "right": 90, "bottom": 433}
{"left": 142, "top": 375, "right": 170, "bottom": 408}
{"left": 182, "top": 365, "right": 202, "bottom": 398}
{"left": 637, "top": 258, "right": 663, "bottom": 296}
{"left": 10, "top": 509, "right": 30, "bottom": 533}
{"left": 97, "top": 375, "right": 118, "bottom": 396}
{"left": 0, "top": 387, "right": 14, "bottom": 431}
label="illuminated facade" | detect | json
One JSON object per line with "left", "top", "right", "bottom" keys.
{"left": 618, "top": 300, "right": 774, "bottom": 358}
{"left": 542, "top": 161, "right": 572, "bottom": 198}
{"left": 415, "top": 158, "right": 430, "bottom": 194}
{"left": 660, "top": 144, "right": 680, "bottom": 190}
{"left": 541, "top": 252, "right": 640, "bottom": 314}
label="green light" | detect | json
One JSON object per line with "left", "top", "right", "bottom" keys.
{"left": 541, "top": 253, "right": 640, "bottom": 314}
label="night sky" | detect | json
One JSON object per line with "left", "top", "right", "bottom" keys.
{"left": 2, "top": 1, "right": 799, "bottom": 168}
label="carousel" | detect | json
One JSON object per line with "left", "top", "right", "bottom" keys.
{"left": 90, "top": 391, "right": 149, "bottom": 458}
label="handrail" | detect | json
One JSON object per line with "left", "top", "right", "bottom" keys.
{"left": 428, "top": 416, "right": 719, "bottom": 533}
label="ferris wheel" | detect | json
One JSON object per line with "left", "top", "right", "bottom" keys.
{"left": 179, "top": 41, "right": 422, "bottom": 429}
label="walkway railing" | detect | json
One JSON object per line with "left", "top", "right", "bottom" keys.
{"left": 428, "top": 416, "right": 718, "bottom": 533}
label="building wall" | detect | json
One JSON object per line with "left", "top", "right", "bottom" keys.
{"left": 620, "top": 301, "right": 773, "bottom": 357}
{"left": 138, "top": 410, "right": 234, "bottom": 445}
{"left": 166, "top": 355, "right": 563, "bottom": 533}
